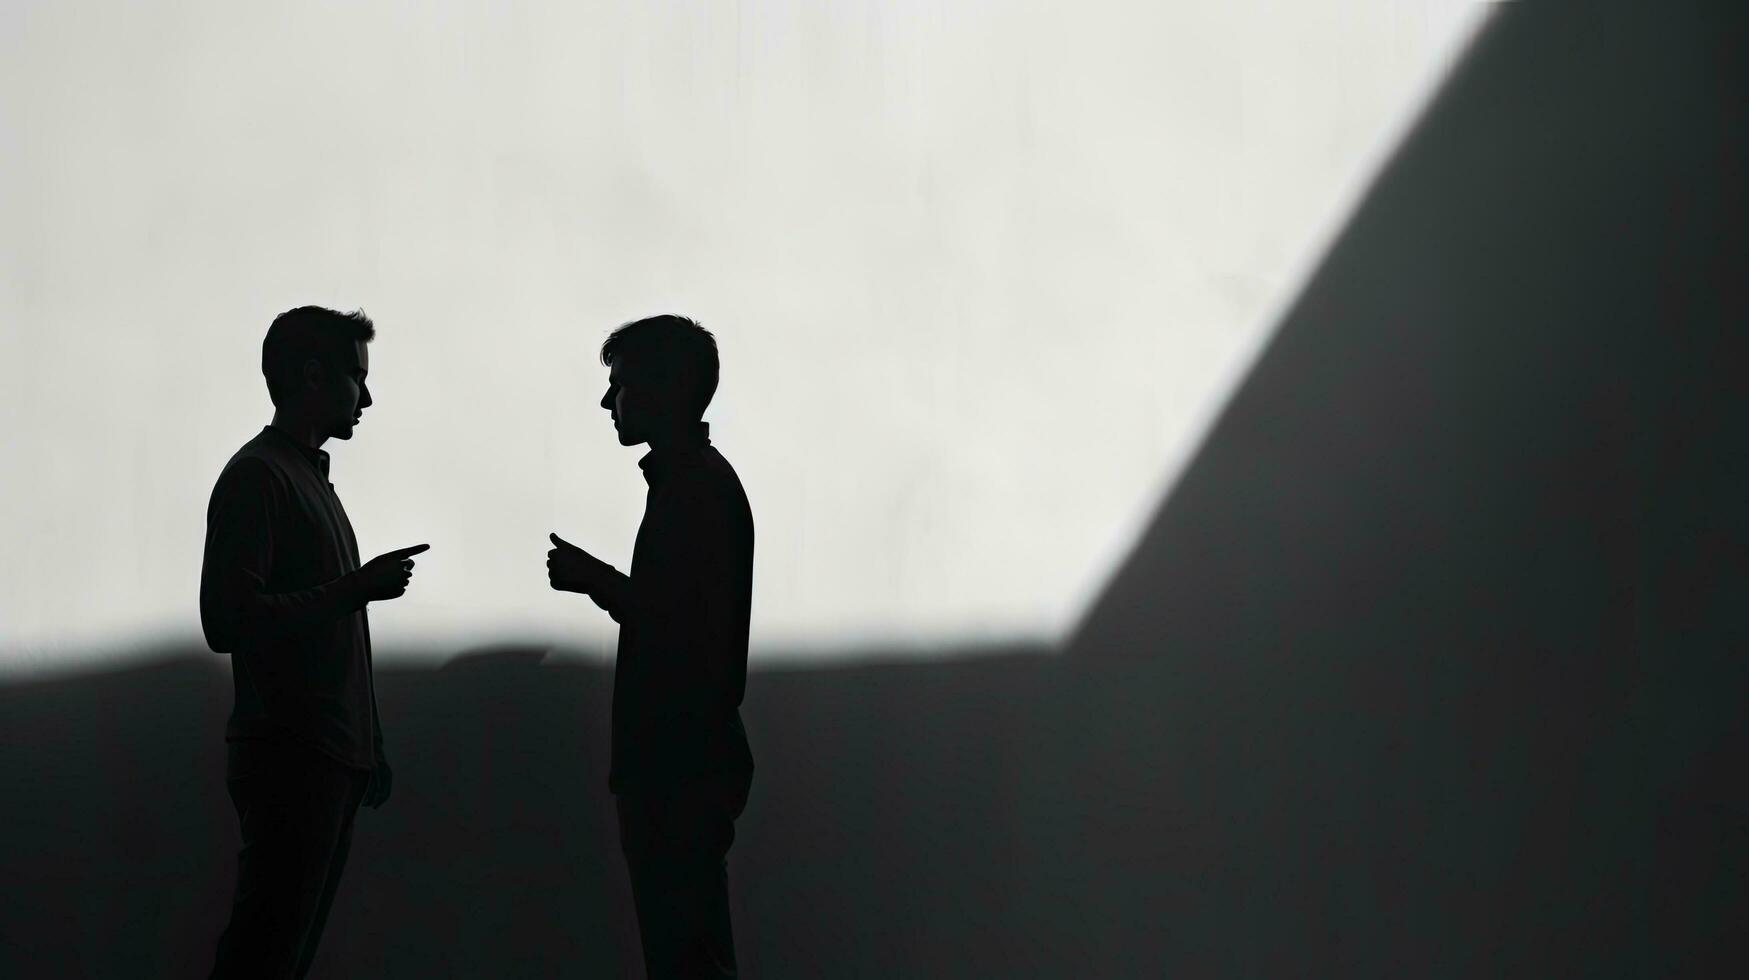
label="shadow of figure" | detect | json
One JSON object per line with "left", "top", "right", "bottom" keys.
{"left": 0, "top": 643, "right": 1059, "bottom": 979}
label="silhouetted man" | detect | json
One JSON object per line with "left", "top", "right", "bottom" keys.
{"left": 200, "top": 306, "right": 429, "bottom": 979}
{"left": 548, "top": 314, "right": 756, "bottom": 979}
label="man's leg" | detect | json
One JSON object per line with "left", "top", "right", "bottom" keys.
{"left": 209, "top": 742, "right": 368, "bottom": 980}
{"left": 292, "top": 767, "right": 371, "bottom": 979}
{"left": 618, "top": 771, "right": 751, "bottom": 980}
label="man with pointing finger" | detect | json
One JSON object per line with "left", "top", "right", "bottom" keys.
{"left": 549, "top": 314, "right": 756, "bottom": 979}
{"left": 200, "top": 306, "right": 429, "bottom": 980}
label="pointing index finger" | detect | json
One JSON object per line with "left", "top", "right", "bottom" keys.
{"left": 389, "top": 543, "right": 431, "bottom": 558}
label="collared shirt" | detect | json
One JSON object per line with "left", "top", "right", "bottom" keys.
{"left": 610, "top": 421, "right": 756, "bottom": 793}
{"left": 199, "top": 426, "right": 382, "bottom": 770}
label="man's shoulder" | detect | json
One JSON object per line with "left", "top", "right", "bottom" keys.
{"left": 678, "top": 449, "right": 749, "bottom": 502}
{"left": 699, "top": 445, "right": 740, "bottom": 476}
{"left": 665, "top": 450, "right": 752, "bottom": 537}
{"left": 216, "top": 433, "right": 298, "bottom": 489}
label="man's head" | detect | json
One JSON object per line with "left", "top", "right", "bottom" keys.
{"left": 598, "top": 314, "right": 719, "bottom": 447}
{"left": 261, "top": 306, "right": 375, "bottom": 440}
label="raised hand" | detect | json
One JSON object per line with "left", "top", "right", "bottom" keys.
{"left": 354, "top": 543, "right": 431, "bottom": 602}
{"left": 547, "top": 532, "right": 603, "bottom": 594}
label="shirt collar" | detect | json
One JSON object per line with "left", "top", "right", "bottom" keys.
{"left": 263, "top": 425, "right": 331, "bottom": 478}
{"left": 637, "top": 421, "right": 711, "bottom": 486}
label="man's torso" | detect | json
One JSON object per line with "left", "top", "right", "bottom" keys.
{"left": 610, "top": 442, "right": 755, "bottom": 793}
{"left": 211, "top": 428, "right": 377, "bottom": 769}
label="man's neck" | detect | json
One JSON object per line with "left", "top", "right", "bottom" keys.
{"left": 644, "top": 421, "right": 706, "bottom": 453}
{"left": 269, "top": 411, "right": 328, "bottom": 451}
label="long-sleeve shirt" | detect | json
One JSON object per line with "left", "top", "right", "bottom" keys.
{"left": 606, "top": 422, "right": 755, "bottom": 793}
{"left": 199, "top": 425, "right": 382, "bottom": 770}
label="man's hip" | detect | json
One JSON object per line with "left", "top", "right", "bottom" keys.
{"left": 616, "top": 768, "right": 753, "bottom": 868}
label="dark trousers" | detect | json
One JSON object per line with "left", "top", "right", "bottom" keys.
{"left": 209, "top": 740, "right": 371, "bottom": 980}
{"left": 616, "top": 770, "right": 753, "bottom": 980}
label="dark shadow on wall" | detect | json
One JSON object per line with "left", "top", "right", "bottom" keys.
{"left": 1068, "top": 0, "right": 1748, "bottom": 976}
{"left": 5, "top": 631, "right": 1737, "bottom": 979}
{"left": 0, "top": 644, "right": 1081, "bottom": 980}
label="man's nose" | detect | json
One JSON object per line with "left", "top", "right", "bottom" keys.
{"left": 600, "top": 391, "right": 613, "bottom": 410}
{"left": 359, "top": 385, "right": 373, "bottom": 409}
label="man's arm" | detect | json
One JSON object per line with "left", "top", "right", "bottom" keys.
{"left": 588, "top": 567, "right": 635, "bottom": 622}
{"left": 550, "top": 485, "right": 749, "bottom": 713}
{"left": 364, "top": 674, "right": 393, "bottom": 808}
{"left": 666, "top": 487, "right": 751, "bottom": 715}
{"left": 373, "top": 696, "right": 385, "bottom": 753}
{"left": 199, "top": 459, "right": 365, "bottom": 654}
{"left": 548, "top": 532, "right": 634, "bottom": 621}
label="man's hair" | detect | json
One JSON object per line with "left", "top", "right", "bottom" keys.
{"left": 261, "top": 306, "right": 375, "bottom": 406}
{"left": 600, "top": 314, "right": 720, "bottom": 420}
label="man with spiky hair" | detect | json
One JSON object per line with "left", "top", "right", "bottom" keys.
{"left": 548, "top": 314, "right": 756, "bottom": 979}
{"left": 201, "top": 305, "right": 430, "bottom": 980}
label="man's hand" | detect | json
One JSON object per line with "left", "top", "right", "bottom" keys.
{"left": 353, "top": 543, "right": 431, "bottom": 603}
{"left": 547, "top": 532, "right": 607, "bottom": 595}
{"left": 363, "top": 758, "right": 393, "bottom": 809}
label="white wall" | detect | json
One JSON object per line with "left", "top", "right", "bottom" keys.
{"left": 0, "top": 0, "right": 1483, "bottom": 673}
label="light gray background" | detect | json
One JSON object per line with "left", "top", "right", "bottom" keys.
{"left": 0, "top": 0, "right": 1483, "bottom": 673}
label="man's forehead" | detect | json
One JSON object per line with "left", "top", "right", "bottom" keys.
{"left": 348, "top": 340, "right": 369, "bottom": 372}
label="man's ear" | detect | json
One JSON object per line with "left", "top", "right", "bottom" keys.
{"left": 301, "top": 357, "right": 326, "bottom": 391}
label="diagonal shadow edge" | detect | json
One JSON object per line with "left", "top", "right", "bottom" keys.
{"left": 1067, "top": 0, "right": 1749, "bottom": 662}
{"left": 4, "top": 4, "right": 1746, "bottom": 977}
